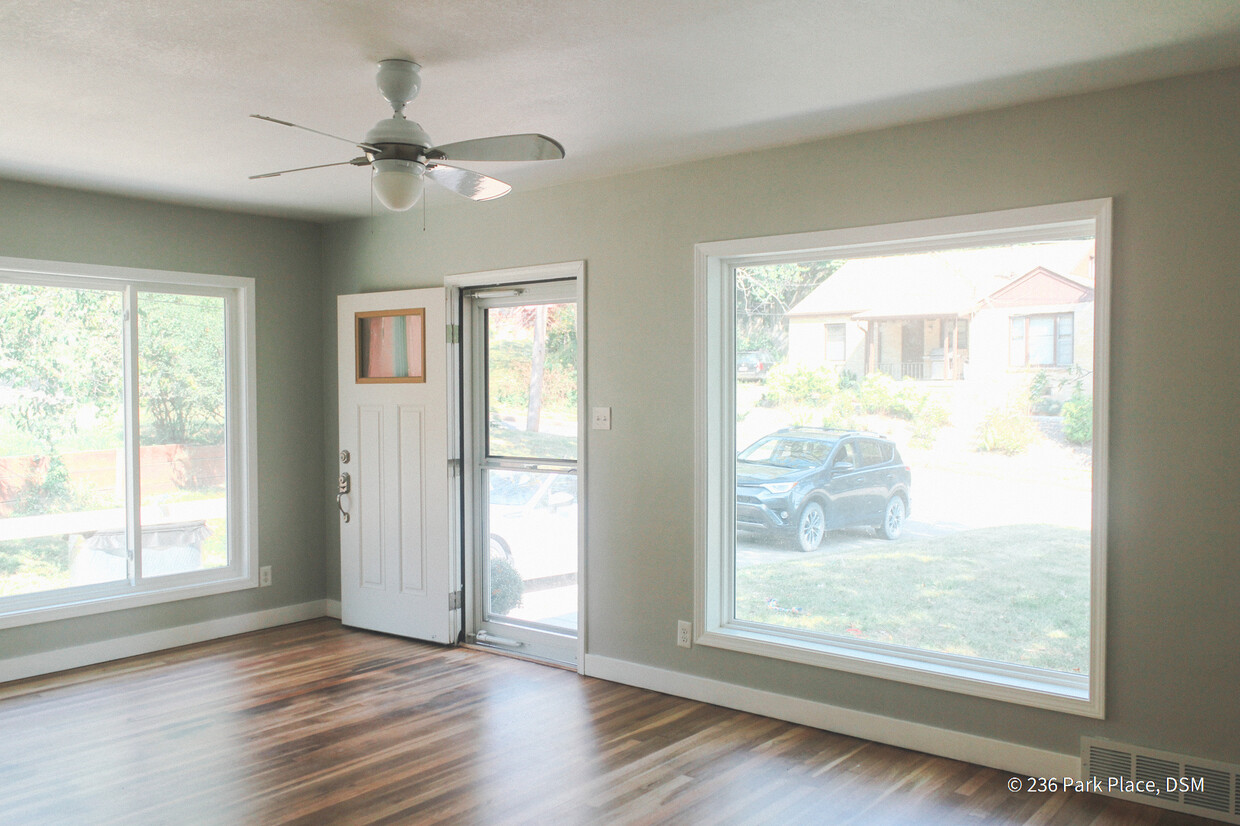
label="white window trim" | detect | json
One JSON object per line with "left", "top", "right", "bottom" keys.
{"left": 0, "top": 256, "right": 259, "bottom": 629}
{"left": 694, "top": 199, "right": 1110, "bottom": 718}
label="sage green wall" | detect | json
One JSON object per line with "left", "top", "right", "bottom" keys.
{"left": 0, "top": 180, "right": 327, "bottom": 656}
{"left": 323, "top": 66, "right": 1240, "bottom": 762}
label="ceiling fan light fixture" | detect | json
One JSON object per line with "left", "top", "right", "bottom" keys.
{"left": 371, "top": 158, "right": 426, "bottom": 211}
{"left": 250, "top": 57, "right": 562, "bottom": 207}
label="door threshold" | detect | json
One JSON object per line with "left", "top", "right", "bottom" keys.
{"left": 463, "top": 641, "right": 577, "bottom": 672}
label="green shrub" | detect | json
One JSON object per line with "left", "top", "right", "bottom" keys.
{"left": 787, "top": 406, "right": 818, "bottom": 428}
{"left": 909, "top": 395, "right": 951, "bottom": 447}
{"left": 766, "top": 364, "right": 840, "bottom": 406}
{"left": 1061, "top": 390, "right": 1093, "bottom": 445}
{"left": 977, "top": 404, "right": 1038, "bottom": 455}
{"left": 856, "top": 375, "right": 950, "bottom": 445}
{"left": 0, "top": 536, "right": 70, "bottom": 578}
{"left": 1028, "top": 370, "right": 1051, "bottom": 406}
{"left": 11, "top": 454, "right": 96, "bottom": 517}
{"left": 819, "top": 396, "right": 859, "bottom": 430}
{"left": 891, "top": 385, "right": 935, "bottom": 421}
{"left": 1032, "top": 396, "right": 1062, "bottom": 416}
{"left": 857, "top": 373, "right": 897, "bottom": 414}
{"left": 489, "top": 556, "right": 525, "bottom": 615}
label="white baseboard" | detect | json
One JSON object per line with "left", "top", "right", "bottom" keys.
{"left": 325, "top": 599, "right": 341, "bottom": 619}
{"left": 582, "top": 653, "right": 1079, "bottom": 780}
{"left": 1, "top": 599, "right": 332, "bottom": 684}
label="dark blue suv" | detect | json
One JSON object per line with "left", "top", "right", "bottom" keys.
{"left": 736, "top": 428, "right": 912, "bottom": 551}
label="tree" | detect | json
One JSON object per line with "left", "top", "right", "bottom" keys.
{"left": 0, "top": 286, "right": 226, "bottom": 452}
{"left": 137, "top": 293, "right": 226, "bottom": 445}
{"left": 735, "top": 260, "right": 842, "bottom": 357}
{"left": 0, "top": 283, "right": 123, "bottom": 511}
{"left": 0, "top": 284, "right": 123, "bottom": 449}
{"left": 526, "top": 304, "right": 547, "bottom": 431}
{"left": 513, "top": 303, "right": 576, "bottom": 430}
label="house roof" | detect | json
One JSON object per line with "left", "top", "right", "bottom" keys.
{"left": 787, "top": 240, "right": 1095, "bottom": 320}
{"left": 983, "top": 265, "right": 1095, "bottom": 309}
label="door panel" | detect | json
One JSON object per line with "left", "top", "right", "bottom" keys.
{"left": 338, "top": 288, "right": 456, "bottom": 643}
{"left": 397, "top": 405, "right": 426, "bottom": 594}
{"left": 357, "top": 405, "right": 385, "bottom": 588}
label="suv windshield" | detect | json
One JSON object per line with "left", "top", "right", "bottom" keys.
{"left": 739, "top": 437, "right": 836, "bottom": 468}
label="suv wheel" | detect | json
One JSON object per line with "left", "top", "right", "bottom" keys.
{"left": 877, "top": 495, "right": 905, "bottom": 540}
{"left": 796, "top": 501, "right": 825, "bottom": 552}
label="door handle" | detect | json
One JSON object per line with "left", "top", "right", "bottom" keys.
{"left": 337, "top": 472, "right": 351, "bottom": 523}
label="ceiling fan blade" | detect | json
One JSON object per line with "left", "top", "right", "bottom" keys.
{"left": 250, "top": 115, "right": 380, "bottom": 153}
{"left": 429, "top": 134, "right": 565, "bottom": 163}
{"left": 425, "top": 163, "right": 512, "bottom": 201}
{"left": 249, "top": 157, "right": 370, "bottom": 179}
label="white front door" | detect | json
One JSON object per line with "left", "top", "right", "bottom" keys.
{"left": 336, "top": 288, "right": 458, "bottom": 643}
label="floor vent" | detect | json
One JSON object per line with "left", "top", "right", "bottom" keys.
{"left": 1082, "top": 737, "right": 1240, "bottom": 824}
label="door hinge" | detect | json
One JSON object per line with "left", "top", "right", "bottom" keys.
{"left": 446, "top": 323, "right": 460, "bottom": 344}
{"left": 447, "top": 457, "right": 462, "bottom": 477}
{"left": 448, "top": 589, "right": 464, "bottom": 611}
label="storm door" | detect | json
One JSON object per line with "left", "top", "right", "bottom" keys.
{"left": 464, "top": 279, "right": 579, "bottom": 665}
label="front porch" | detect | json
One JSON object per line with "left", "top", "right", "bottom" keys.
{"left": 864, "top": 316, "right": 969, "bottom": 381}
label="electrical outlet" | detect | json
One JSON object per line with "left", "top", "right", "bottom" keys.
{"left": 592, "top": 406, "right": 612, "bottom": 430}
{"left": 677, "top": 620, "right": 692, "bottom": 648}
{"left": 259, "top": 566, "right": 272, "bottom": 587}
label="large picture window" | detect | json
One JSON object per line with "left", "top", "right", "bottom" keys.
{"left": 696, "top": 200, "right": 1109, "bottom": 716}
{"left": 0, "top": 257, "right": 257, "bottom": 627}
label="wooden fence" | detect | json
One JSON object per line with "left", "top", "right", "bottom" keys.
{"left": 0, "top": 444, "right": 225, "bottom": 516}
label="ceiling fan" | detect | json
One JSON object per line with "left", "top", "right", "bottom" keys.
{"left": 250, "top": 59, "right": 565, "bottom": 211}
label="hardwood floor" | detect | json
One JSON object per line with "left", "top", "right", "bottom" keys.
{"left": 0, "top": 619, "right": 1216, "bottom": 825}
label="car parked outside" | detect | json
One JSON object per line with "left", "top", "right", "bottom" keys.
{"left": 488, "top": 470, "right": 577, "bottom": 581}
{"left": 736, "top": 428, "right": 912, "bottom": 551}
{"left": 736, "top": 351, "right": 775, "bottom": 381}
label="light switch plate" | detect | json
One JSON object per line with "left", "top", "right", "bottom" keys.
{"left": 592, "top": 406, "right": 612, "bottom": 430}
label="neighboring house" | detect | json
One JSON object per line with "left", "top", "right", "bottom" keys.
{"left": 786, "top": 241, "right": 1095, "bottom": 392}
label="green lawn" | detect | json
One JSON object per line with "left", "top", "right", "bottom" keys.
{"left": 489, "top": 423, "right": 577, "bottom": 460}
{"left": 0, "top": 536, "right": 72, "bottom": 597}
{"left": 736, "top": 524, "right": 1090, "bottom": 674}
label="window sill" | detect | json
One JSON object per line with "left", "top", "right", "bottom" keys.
{"left": 0, "top": 571, "right": 258, "bottom": 630}
{"left": 699, "top": 621, "right": 1101, "bottom": 718}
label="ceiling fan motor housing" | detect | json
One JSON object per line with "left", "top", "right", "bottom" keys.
{"left": 364, "top": 117, "right": 431, "bottom": 162}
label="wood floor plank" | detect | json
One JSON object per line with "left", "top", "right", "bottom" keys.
{"left": 0, "top": 619, "right": 1221, "bottom": 825}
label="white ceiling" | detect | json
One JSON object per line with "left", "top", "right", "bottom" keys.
{"left": 3, "top": 1, "right": 1240, "bottom": 222}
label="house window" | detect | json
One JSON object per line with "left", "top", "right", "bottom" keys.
{"left": 1011, "top": 313, "right": 1073, "bottom": 367}
{"left": 0, "top": 257, "right": 257, "bottom": 628}
{"left": 695, "top": 199, "right": 1110, "bottom": 716}
{"left": 824, "top": 323, "right": 846, "bottom": 361}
